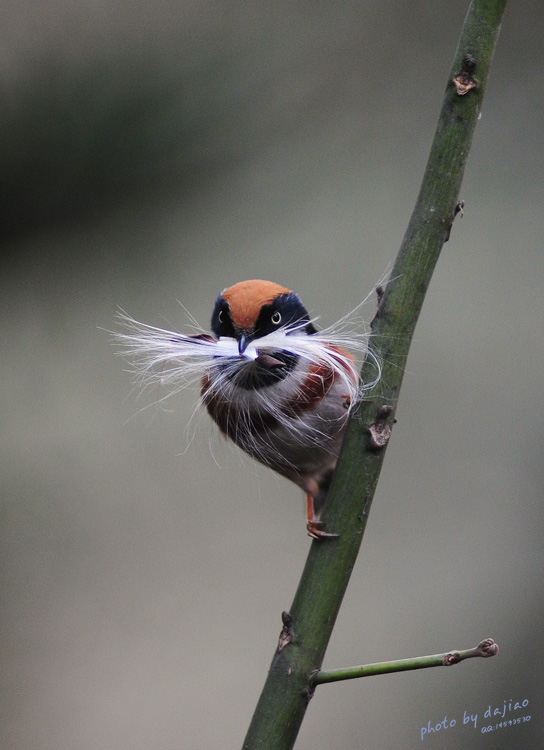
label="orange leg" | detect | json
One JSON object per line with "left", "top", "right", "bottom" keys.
{"left": 306, "top": 493, "right": 339, "bottom": 539}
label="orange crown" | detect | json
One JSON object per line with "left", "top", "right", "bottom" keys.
{"left": 221, "top": 280, "right": 291, "bottom": 329}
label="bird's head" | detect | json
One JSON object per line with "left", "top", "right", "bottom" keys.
{"left": 210, "top": 279, "right": 317, "bottom": 388}
{"left": 211, "top": 280, "right": 317, "bottom": 351}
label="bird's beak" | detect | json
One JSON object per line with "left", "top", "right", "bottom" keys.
{"left": 236, "top": 331, "right": 284, "bottom": 369}
{"left": 237, "top": 331, "right": 252, "bottom": 355}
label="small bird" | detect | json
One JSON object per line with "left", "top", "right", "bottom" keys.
{"left": 115, "top": 279, "right": 377, "bottom": 538}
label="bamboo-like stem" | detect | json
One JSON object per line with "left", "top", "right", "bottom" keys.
{"left": 313, "top": 638, "right": 499, "bottom": 685}
{"left": 242, "top": 2, "right": 508, "bottom": 748}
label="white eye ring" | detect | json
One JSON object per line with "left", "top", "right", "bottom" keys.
{"left": 271, "top": 311, "right": 282, "bottom": 325}
{"left": 218, "top": 310, "right": 224, "bottom": 322}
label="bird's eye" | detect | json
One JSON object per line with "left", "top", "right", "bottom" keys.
{"left": 218, "top": 310, "right": 224, "bottom": 323}
{"left": 271, "top": 311, "right": 282, "bottom": 325}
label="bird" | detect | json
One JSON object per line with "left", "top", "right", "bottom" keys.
{"left": 115, "top": 279, "right": 377, "bottom": 538}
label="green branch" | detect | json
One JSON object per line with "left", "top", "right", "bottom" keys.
{"left": 242, "top": 2, "right": 508, "bottom": 748}
{"left": 313, "top": 639, "right": 500, "bottom": 685}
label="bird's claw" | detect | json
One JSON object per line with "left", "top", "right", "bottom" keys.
{"left": 306, "top": 520, "right": 339, "bottom": 539}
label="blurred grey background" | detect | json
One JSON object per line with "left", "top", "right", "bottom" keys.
{"left": 2, "top": 1, "right": 543, "bottom": 748}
